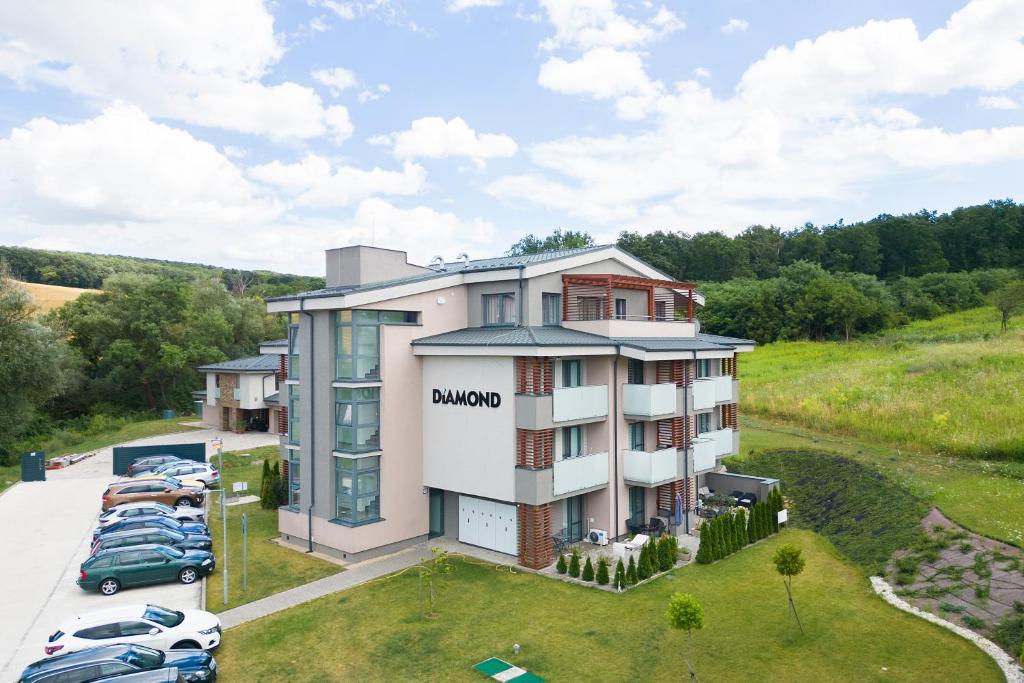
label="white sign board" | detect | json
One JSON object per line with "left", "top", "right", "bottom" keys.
{"left": 777, "top": 509, "right": 788, "bottom": 524}
{"left": 232, "top": 481, "right": 248, "bottom": 493}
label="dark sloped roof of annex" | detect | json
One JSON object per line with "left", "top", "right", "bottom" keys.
{"left": 260, "top": 338, "right": 287, "bottom": 347}
{"left": 411, "top": 326, "right": 754, "bottom": 350}
{"left": 196, "top": 355, "right": 280, "bottom": 373}
{"left": 265, "top": 244, "right": 616, "bottom": 302}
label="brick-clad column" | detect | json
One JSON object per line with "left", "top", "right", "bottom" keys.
{"left": 517, "top": 503, "right": 553, "bottom": 569}
{"left": 277, "top": 353, "right": 287, "bottom": 382}
{"left": 278, "top": 406, "right": 288, "bottom": 434}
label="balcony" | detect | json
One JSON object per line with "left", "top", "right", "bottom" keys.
{"left": 552, "top": 385, "right": 608, "bottom": 423}
{"left": 622, "top": 383, "right": 676, "bottom": 419}
{"left": 691, "top": 376, "right": 734, "bottom": 410}
{"left": 623, "top": 447, "right": 678, "bottom": 486}
{"left": 691, "top": 428, "right": 737, "bottom": 472}
{"left": 553, "top": 452, "right": 609, "bottom": 496}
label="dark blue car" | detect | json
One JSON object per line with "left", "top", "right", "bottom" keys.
{"left": 93, "top": 516, "right": 209, "bottom": 543}
{"left": 19, "top": 643, "right": 215, "bottom": 683}
{"left": 91, "top": 527, "right": 213, "bottom": 554}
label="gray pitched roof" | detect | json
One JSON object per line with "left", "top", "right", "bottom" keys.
{"left": 263, "top": 392, "right": 280, "bottom": 405}
{"left": 267, "top": 244, "right": 615, "bottom": 302}
{"left": 696, "top": 333, "right": 756, "bottom": 346}
{"left": 259, "top": 338, "right": 287, "bottom": 347}
{"left": 196, "top": 355, "right": 280, "bottom": 373}
{"left": 614, "top": 337, "right": 727, "bottom": 352}
{"left": 412, "top": 326, "right": 615, "bottom": 347}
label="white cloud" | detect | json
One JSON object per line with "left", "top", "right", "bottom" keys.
{"left": 538, "top": 47, "right": 662, "bottom": 118}
{"left": 447, "top": 0, "right": 503, "bottom": 11}
{"left": 978, "top": 95, "right": 1019, "bottom": 110}
{"left": 0, "top": 1, "right": 353, "bottom": 142}
{"left": 693, "top": 67, "right": 711, "bottom": 79}
{"left": 721, "top": 18, "right": 749, "bottom": 34}
{"left": 538, "top": 0, "right": 682, "bottom": 50}
{"left": 312, "top": 67, "right": 358, "bottom": 96}
{"left": 247, "top": 155, "right": 426, "bottom": 207}
{"left": 357, "top": 83, "right": 391, "bottom": 103}
{"left": 492, "top": 0, "right": 1024, "bottom": 229}
{"left": 385, "top": 117, "right": 517, "bottom": 166}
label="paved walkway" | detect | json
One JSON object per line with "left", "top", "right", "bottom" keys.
{"left": 219, "top": 539, "right": 516, "bottom": 629}
{"left": 0, "top": 427, "right": 277, "bottom": 679}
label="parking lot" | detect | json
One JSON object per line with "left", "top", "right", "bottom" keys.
{"left": 0, "top": 427, "right": 277, "bottom": 679}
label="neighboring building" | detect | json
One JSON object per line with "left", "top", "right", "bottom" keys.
{"left": 195, "top": 341, "right": 288, "bottom": 434}
{"left": 266, "top": 244, "right": 755, "bottom": 568}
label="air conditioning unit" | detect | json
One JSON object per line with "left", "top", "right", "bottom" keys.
{"left": 588, "top": 529, "right": 609, "bottom": 546}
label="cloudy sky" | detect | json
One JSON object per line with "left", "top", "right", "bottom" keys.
{"left": 1, "top": 0, "right": 1022, "bottom": 275}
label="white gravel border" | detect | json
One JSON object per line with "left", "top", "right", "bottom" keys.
{"left": 871, "top": 576, "right": 1023, "bottom": 682}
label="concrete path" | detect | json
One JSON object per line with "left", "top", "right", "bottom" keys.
{"left": 219, "top": 538, "right": 516, "bottom": 629}
{"left": 0, "top": 427, "right": 277, "bottom": 680}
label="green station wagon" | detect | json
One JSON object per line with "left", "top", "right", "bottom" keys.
{"left": 77, "top": 545, "right": 216, "bottom": 596}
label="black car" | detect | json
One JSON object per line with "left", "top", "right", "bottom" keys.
{"left": 93, "top": 517, "right": 209, "bottom": 543}
{"left": 91, "top": 528, "right": 213, "bottom": 554}
{"left": 96, "top": 668, "right": 184, "bottom": 682}
{"left": 126, "top": 456, "right": 188, "bottom": 477}
{"left": 19, "top": 644, "right": 215, "bottom": 683}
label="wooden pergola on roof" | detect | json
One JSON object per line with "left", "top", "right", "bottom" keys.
{"left": 561, "top": 274, "right": 698, "bottom": 321}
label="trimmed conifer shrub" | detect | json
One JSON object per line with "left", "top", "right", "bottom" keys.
{"left": 556, "top": 554, "right": 567, "bottom": 574}
{"left": 568, "top": 549, "right": 581, "bottom": 578}
{"left": 658, "top": 535, "right": 673, "bottom": 571}
{"left": 638, "top": 544, "right": 653, "bottom": 580}
{"left": 626, "top": 555, "right": 638, "bottom": 584}
{"left": 712, "top": 518, "right": 726, "bottom": 560}
{"left": 669, "top": 535, "right": 680, "bottom": 563}
{"left": 736, "top": 507, "right": 749, "bottom": 546}
{"left": 614, "top": 558, "right": 626, "bottom": 588}
{"left": 596, "top": 556, "right": 610, "bottom": 585}
{"left": 259, "top": 459, "right": 273, "bottom": 509}
{"left": 582, "top": 556, "right": 595, "bottom": 581}
{"left": 695, "top": 526, "right": 712, "bottom": 564}
{"left": 722, "top": 515, "right": 736, "bottom": 555}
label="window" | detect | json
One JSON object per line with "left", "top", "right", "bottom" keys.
{"left": 99, "top": 663, "right": 135, "bottom": 677}
{"left": 115, "top": 551, "right": 142, "bottom": 567}
{"left": 542, "top": 293, "right": 562, "bottom": 326}
{"left": 697, "top": 412, "right": 710, "bottom": 434}
{"left": 628, "top": 487, "right": 645, "bottom": 526}
{"left": 655, "top": 300, "right": 668, "bottom": 320}
{"left": 287, "top": 320, "right": 299, "bottom": 380}
{"left": 562, "top": 426, "right": 582, "bottom": 458}
{"left": 562, "top": 359, "right": 582, "bottom": 388}
{"left": 378, "top": 310, "right": 418, "bottom": 324}
{"left": 483, "top": 293, "right": 516, "bottom": 326}
{"left": 696, "top": 359, "right": 710, "bottom": 378}
{"left": 627, "top": 359, "right": 644, "bottom": 384}
{"left": 335, "top": 387, "right": 380, "bottom": 452}
{"left": 578, "top": 296, "right": 605, "bottom": 320}
{"left": 118, "top": 621, "right": 156, "bottom": 636}
{"left": 615, "top": 298, "right": 626, "bottom": 319}
{"left": 334, "top": 310, "right": 381, "bottom": 381}
{"left": 628, "top": 422, "right": 645, "bottom": 450}
{"left": 288, "top": 451, "right": 301, "bottom": 510}
{"left": 90, "top": 556, "right": 113, "bottom": 569}
{"left": 214, "top": 375, "right": 220, "bottom": 388}
{"left": 75, "top": 624, "right": 119, "bottom": 640}
{"left": 334, "top": 456, "right": 381, "bottom": 524}
{"left": 140, "top": 550, "right": 165, "bottom": 565}
{"left": 287, "top": 385, "right": 300, "bottom": 446}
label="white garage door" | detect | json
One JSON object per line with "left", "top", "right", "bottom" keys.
{"left": 458, "top": 495, "right": 517, "bottom": 556}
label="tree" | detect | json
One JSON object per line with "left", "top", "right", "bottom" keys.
{"left": 735, "top": 508, "right": 749, "bottom": 546}
{"left": 418, "top": 547, "right": 456, "bottom": 618}
{"left": 667, "top": 593, "right": 705, "bottom": 682}
{"left": 658, "top": 535, "right": 674, "bottom": 572}
{"left": 556, "top": 554, "right": 567, "bottom": 575}
{"left": 626, "top": 555, "right": 638, "bottom": 584}
{"left": 506, "top": 229, "right": 594, "bottom": 256}
{"left": 596, "top": 556, "right": 610, "bottom": 585}
{"left": 272, "top": 461, "right": 286, "bottom": 506}
{"left": 991, "top": 281, "right": 1024, "bottom": 332}
{"left": 614, "top": 558, "right": 626, "bottom": 589}
{"left": 638, "top": 543, "right": 653, "bottom": 580}
{"left": 259, "top": 460, "right": 275, "bottom": 509}
{"left": 582, "top": 556, "right": 595, "bottom": 581}
{"left": 695, "top": 526, "right": 712, "bottom": 564}
{"left": 773, "top": 544, "right": 807, "bottom": 638}
{"left": 568, "top": 549, "right": 581, "bottom": 578}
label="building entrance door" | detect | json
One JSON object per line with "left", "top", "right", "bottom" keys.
{"left": 429, "top": 488, "right": 444, "bottom": 538}
{"left": 628, "top": 486, "right": 645, "bottom": 528}
{"left": 566, "top": 495, "right": 584, "bottom": 542}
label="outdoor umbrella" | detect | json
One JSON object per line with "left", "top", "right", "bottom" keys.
{"left": 674, "top": 493, "right": 683, "bottom": 527}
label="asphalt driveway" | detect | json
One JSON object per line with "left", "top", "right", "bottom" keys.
{"left": 0, "top": 427, "right": 277, "bottom": 679}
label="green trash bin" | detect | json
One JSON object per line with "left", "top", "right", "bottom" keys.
{"left": 160, "top": 409, "right": 177, "bottom": 420}
{"left": 21, "top": 451, "right": 46, "bottom": 482}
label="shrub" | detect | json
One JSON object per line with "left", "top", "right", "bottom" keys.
{"left": 939, "top": 603, "right": 965, "bottom": 613}
{"left": 614, "top": 559, "right": 626, "bottom": 589}
{"left": 556, "top": 554, "right": 567, "bottom": 575}
{"left": 596, "top": 557, "right": 610, "bottom": 585}
{"left": 695, "top": 526, "right": 712, "bottom": 564}
{"left": 962, "top": 614, "right": 986, "bottom": 630}
{"left": 723, "top": 515, "right": 737, "bottom": 555}
{"left": 658, "top": 535, "right": 673, "bottom": 572}
{"left": 1014, "top": 601, "right": 1024, "bottom": 615}
{"left": 581, "top": 556, "right": 595, "bottom": 582}
{"left": 568, "top": 549, "right": 581, "bottom": 578}
{"left": 975, "top": 583, "right": 990, "bottom": 600}
{"left": 626, "top": 555, "right": 638, "bottom": 584}
{"left": 638, "top": 544, "right": 653, "bottom": 581}
{"left": 993, "top": 615, "right": 1024, "bottom": 660}
{"left": 959, "top": 542, "right": 973, "bottom": 554}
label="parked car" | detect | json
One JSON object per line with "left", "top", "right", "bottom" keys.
{"left": 138, "top": 463, "right": 220, "bottom": 489}
{"left": 78, "top": 545, "right": 216, "bottom": 596}
{"left": 92, "top": 528, "right": 213, "bottom": 555}
{"left": 96, "top": 667, "right": 185, "bottom": 682}
{"left": 19, "top": 644, "right": 215, "bottom": 683}
{"left": 45, "top": 603, "right": 222, "bottom": 657}
{"left": 99, "top": 503, "right": 205, "bottom": 527}
{"left": 126, "top": 456, "right": 188, "bottom": 477}
{"left": 93, "top": 517, "right": 210, "bottom": 544}
{"left": 102, "top": 480, "right": 205, "bottom": 511}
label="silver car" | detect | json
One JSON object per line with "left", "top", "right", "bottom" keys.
{"left": 149, "top": 462, "right": 221, "bottom": 488}
{"left": 97, "top": 502, "right": 206, "bottom": 529}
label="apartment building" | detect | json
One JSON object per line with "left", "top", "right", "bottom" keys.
{"left": 266, "top": 244, "right": 754, "bottom": 568}
{"left": 195, "top": 338, "right": 287, "bottom": 434}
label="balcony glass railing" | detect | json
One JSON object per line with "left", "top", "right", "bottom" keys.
{"left": 692, "top": 428, "right": 735, "bottom": 471}
{"left": 552, "top": 451, "right": 609, "bottom": 495}
{"left": 692, "top": 375, "right": 733, "bottom": 409}
{"left": 622, "top": 383, "right": 676, "bottom": 417}
{"left": 623, "top": 447, "right": 677, "bottom": 485}
{"left": 552, "top": 385, "right": 609, "bottom": 422}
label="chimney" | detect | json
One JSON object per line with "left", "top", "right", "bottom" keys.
{"left": 324, "top": 245, "right": 432, "bottom": 288}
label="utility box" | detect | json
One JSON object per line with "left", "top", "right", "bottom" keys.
{"left": 21, "top": 451, "right": 46, "bottom": 482}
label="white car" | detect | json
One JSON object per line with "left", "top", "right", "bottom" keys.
{"left": 44, "top": 604, "right": 222, "bottom": 657}
{"left": 97, "top": 502, "right": 206, "bottom": 528}
{"left": 149, "top": 462, "right": 221, "bottom": 488}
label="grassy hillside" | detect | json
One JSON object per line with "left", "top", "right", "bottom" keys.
{"left": 741, "top": 306, "right": 1024, "bottom": 461}
{"left": 19, "top": 281, "right": 97, "bottom": 313}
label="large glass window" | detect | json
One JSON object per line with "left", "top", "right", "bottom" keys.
{"left": 615, "top": 298, "right": 626, "bottom": 319}
{"left": 288, "top": 451, "right": 300, "bottom": 509}
{"left": 334, "top": 456, "right": 381, "bottom": 524}
{"left": 562, "top": 359, "right": 582, "bottom": 388}
{"left": 287, "top": 385, "right": 300, "bottom": 446}
{"left": 542, "top": 293, "right": 561, "bottom": 326}
{"left": 287, "top": 321, "right": 299, "bottom": 379}
{"left": 335, "top": 311, "right": 380, "bottom": 381}
{"left": 562, "top": 425, "right": 582, "bottom": 458}
{"left": 628, "top": 422, "right": 645, "bottom": 450}
{"left": 482, "top": 293, "right": 516, "bottom": 326}
{"left": 627, "top": 359, "right": 644, "bottom": 384}
{"left": 335, "top": 387, "right": 381, "bottom": 452}
{"left": 696, "top": 359, "right": 710, "bottom": 378}
{"left": 697, "top": 412, "right": 710, "bottom": 434}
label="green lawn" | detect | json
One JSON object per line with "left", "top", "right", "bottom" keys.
{"left": 741, "top": 306, "right": 1024, "bottom": 461}
{"left": 205, "top": 447, "right": 340, "bottom": 613}
{"left": 214, "top": 530, "right": 1001, "bottom": 682}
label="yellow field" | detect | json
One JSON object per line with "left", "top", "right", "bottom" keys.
{"left": 20, "top": 281, "right": 97, "bottom": 312}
